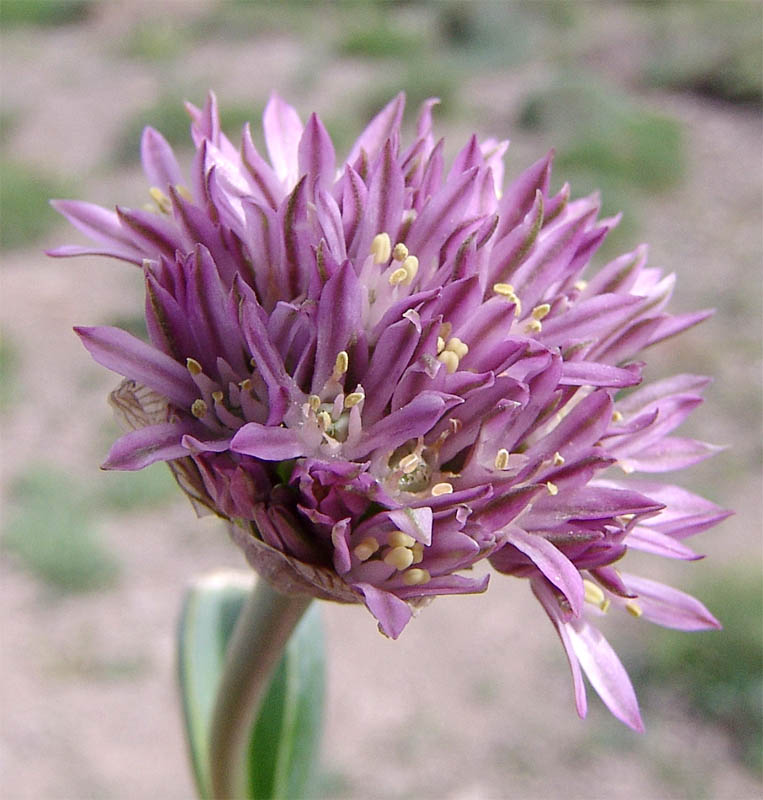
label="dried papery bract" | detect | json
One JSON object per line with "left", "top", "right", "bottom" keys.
{"left": 52, "top": 91, "right": 730, "bottom": 730}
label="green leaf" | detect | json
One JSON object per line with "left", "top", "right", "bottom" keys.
{"left": 177, "top": 571, "right": 325, "bottom": 799}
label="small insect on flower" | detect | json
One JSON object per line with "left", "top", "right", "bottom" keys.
{"left": 51, "top": 91, "right": 730, "bottom": 730}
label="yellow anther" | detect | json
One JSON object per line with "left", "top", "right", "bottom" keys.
{"left": 619, "top": 462, "right": 635, "bottom": 474}
{"left": 525, "top": 319, "right": 543, "bottom": 334}
{"left": 493, "top": 283, "right": 522, "bottom": 316}
{"left": 398, "top": 453, "right": 420, "bottom": 474}
{"left": 583, "top": 579, "right": 606, "bottom": 608}
{"left": 494, "top": 448, "right": 510, "bottom": 470}
{"left": 553, "top": 451, "right": 565, "bottom": 466}
{"left": 437, "top": 350, "right": 460, "bottom": 374}
{"left": 191, "top": 399, "right": 208, "bottom": 419}
{"left": 625, "top": 599, "right": 643, "bottom": 618}
{"left": 546, "top": 481, "right": 559, "bottom": 496}
{"left": 149, "top": 186, "right": 171, "bottom": 213}
{"left": 493, "top": 282, "right": 515, "bottom": 296}
{"left": 402, "top": 568, "right": 431, "bottom": 586}
{"left": 318, "top": 410, "right": 333, "bottom": 431}
{"left": 388, "top": 267, "right": 409, "bottom": 286}
{"left": 445, "top": 337, "right": 469, "bottom": 359}
{"left": 240, "top": 379, "right": 253, "bottom": 391}
{"left": 436, "top": 336, "right": 446, "bottom": 354}
{"left": 212, "top": 390, "right": 224, "bottom": 403}
{"left": 574, "top": 279, "right": 588, "bottom": 291}
{"left": 384, "top": 546, "right": 415, "bottom": 570}
{"left": 186, "top": 357, "right": 203, "bottom": 375}
{"left": 411, "top": 542, "right": 424, "bottom": 564}
{"left": 402, "top": 255, "right": 419, "bottom": 284}
{"left": 175, "top": 184, "right": 193, "bottom": 201}
{"left": 308, "top": 394, "right": 322, "bottom": 412}
{"left": 612, "top": 410, "right": 624, "bottom": 423}
{"left": 353, "top": 537, "right": 380, "bottom": 562}
{"left": 370, "top": 232, "right": 392, "bottom": 264}
{"left": 532, "top": 303, "right": 551, "bottom": 321}
{"left": 392, "top": 242, "right": 409, "bottom": 262}
{"left": 333, "top": 350, "right": 349, "bottom": 376}
{"left": 344, "top": 391, "right": 365, "bottom": 408}
{"left": 600, "top": 599, "right": 611, "bottom": 613}
{"left": 389, "top": 531, "right": 416, "bottom": 548}
{"left": 431, "top": 482, "right": 454, "bottom": 496}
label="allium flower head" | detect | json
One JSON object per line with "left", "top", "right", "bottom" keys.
{"left": 52, "top": 92, "right": 730, "bottom": 730}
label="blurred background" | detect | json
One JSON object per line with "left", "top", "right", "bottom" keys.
{"left": 1, "top": 1, "right": 761, "bottom": 798}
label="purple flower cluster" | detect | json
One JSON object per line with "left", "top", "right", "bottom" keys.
{"left": 52, "top": 93, "right": 730, "bottom": 730}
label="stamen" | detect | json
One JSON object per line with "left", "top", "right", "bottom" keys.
{"left": 388, "top": 531, "right": 416, "bottom": 548}
{"left": 384, "top": 546, "right": 415, "bottom": 570}
{"left": 149, "top": 186, "right": 171, "bottom": 214}
{"left": 317, "top": 411, "right": 332, "bottom": 431}
{"left": 431, "top": 482, "right": 454, "bottom": 496}
{"left": 388, "top": 267, "right": 409, "bottom": 286}
{"left": 353, "top": 537, "right": 379, "bottom": 562}
{"left": 401, "top": 255, "right": 419, "bottom": 284}
{"left": 308, "top": 394, "right": 322, "bottom": 412}
{"left": 186, "top": 357, "right": 203, "bottom": 375}
{"left": 398, "top": 453, "right": 420, "bottom": 474}
{"left": 392, "top": 242, "right": 408, "bottom": 262}
{"left": 370, "top": 232, "right": 391, "bottom": 264}
{"left": 402, "top": 568, "right": 431, "bottom": 586}
{"left": 545, "top": 481, "right": 559, "bottom": 495}
{"left": 612, "top": 410, "right": 624, "bottom": 423}
{"left": 583, "top": 579, "right": 606, "bottom": 607}
{"left": 574, "top": 279, "right": 588, "bottom": 291}
{"left": 240, "top": 379, "right": 253, "bottom": 391}
{"left": 492, "top": 283, "right": 522, "bottom": 315}
{"left": 524, "top": 319, "right": 543, "bottom": 334}
{"left": 175, "top": 184, "right": 193, "bottom": 201}
{"left": 436, "top": 336, "right": 446, "bottom": 354}
{"left": 411, "top": 542, "right": 424, "bottom": 564}
{"left": 437, "top": 350, "right": 459, "bottom": 374}
{"left": 625, "top": 600, "right": 643, "bottom": 618}
{"left": 333, "top": 350, "right": 349, "bottom": 377}
{"left": 445, "top": 337, "right": 469, "bottom": 358}
{"left": 531, "top": 303, "right": 551, "bottom": 320}
{"left": 494, "top": 448, "right": 510, "bottom": 470}
{"left": 553, "top": 451, "right": 565, "bottom": 466}
{"left": 344, "top": 391, "right": 365, "bottom": 408}
{"left": 191, "top": 399, "right": 208, "bottom": 419}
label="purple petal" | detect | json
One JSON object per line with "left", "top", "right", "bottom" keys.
{"left": 621, "top": 573, "right": 721, "bottom": 631}
{"left": 622, "top": 437, "right": 723, "bottom": 473}
{"left": 298, "top": 112, "right": 336, "bottom": 197}
{"left": 387, "top": 506, "right": 433, "bottom": 546}
{"left": 559, "top": 361, "right": 642, "bottom": 388}
{"left": 540, "top": 293, "right": 644, "bottom": 345}
{"left": 567, "top": 617, "right": 644, "bottom": 732}
{"left": 532, "top": 578, "right": 588, "bottom": 719}
{"left": 626, "top": 526, "right": 702, "bottom": 560}
{"left": 350, "top": 391, "right": 459, "bottom": 458}
{"left": 312, "top": 260, "right": 363, "bottom": 393}
{"left": 50, "top": 200, "right": 144, "bottom": 262}
{"left": 75, "top": 326, "right": 196, "bottom": 408}
{"left": 141, "top": 127, "right": 183, "bottom": 189}
{"left": 346, "top": 92, "right": 405, "bottom": 168}
{"left": 353, "top": 582, "right": 411, "bottom": 639}
{"left": 263, "top": 92, "right": 303, "bottom": 186}
{"left": 102, "top": 423, "right": 189, "bottom": 470}
{"left": 230, "top": 422, "right": 305, "bottom": 460}
{"left": 501, "top": 526, "right": 584, "bottom": 616}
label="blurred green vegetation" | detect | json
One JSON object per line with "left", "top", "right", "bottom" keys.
{"left": 0, "top": 161, "right": 73, "bottom": 250}
{"left": 633, "top": 569, "right": 763, "bottom": 775}
{"left": 0, "top": 331, "right": 18, "bottom": 411}
{"left": 641, "top": 1, "right": 762, "bottom": 106}
{"left": 3, "top": 466, "right": 121, "bottom": 592}
{"left": 112, "top": 94, "right": 262, "bottom": 165}
{"left": 3, "top": 461, "right": 178, "bottom": 592}
{"left": 0, "top": 0, "right": 91, "bottom": 27}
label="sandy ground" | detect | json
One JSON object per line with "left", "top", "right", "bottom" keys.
{"left": 1, "top": 3, "right": 761, "bottom": 799}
